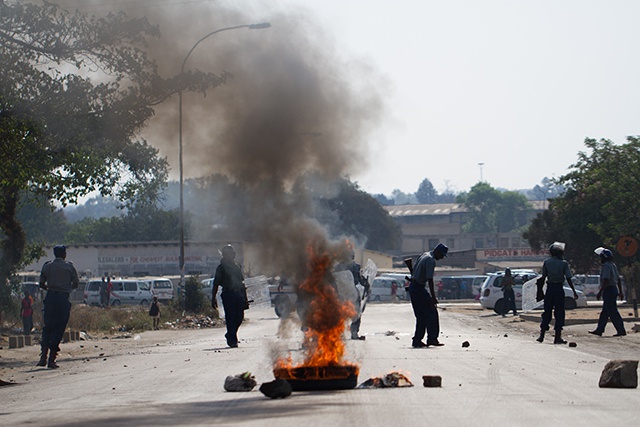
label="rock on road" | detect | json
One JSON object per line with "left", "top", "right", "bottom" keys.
{"left": 1, "top": 303, "right": 639, "bottom": 426}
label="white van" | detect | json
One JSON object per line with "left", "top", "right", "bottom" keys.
{"left": 368, "top": 276, "right": 408, "bottom": 302}
{"left": 139, "top": 277, "right": 175, "bottom": 302}
{"left": 83, "top": 278, "right": 153, "bottom": 307}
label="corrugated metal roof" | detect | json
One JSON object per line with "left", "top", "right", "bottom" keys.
{"left": 384, "top": 201, "right": 546, "bottom": 217}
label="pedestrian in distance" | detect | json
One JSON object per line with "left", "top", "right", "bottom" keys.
{"left": 589, "top": 247, "right": 627, "bottom": 337}
{"left": 500, "top": 268, "right": 517, "bottom": 317}
{"left": 21, "top": 291, "right": 34, "bottom": 335}
{"left": 99, "top": 276, "right": 109, "bottom": 308}
{"left": 38, "top": 245, "right": 79, "bottom": 368}
{"left": 105, "top": 275, "right": 113, "bottom": 308}
{"left": 149, "top": 296, "right": 161, "bottom": 330}
{"left": 391, "top": 280, "right": 399, "bottom": 303}
{"left": 212, "top": 244, "right": 249, "bottom": 348}
{"left": 536, "top": 242, "right": 579, "bottom": 344}
{"left": 409, "top": 243, "right": 448, "bottom": 348}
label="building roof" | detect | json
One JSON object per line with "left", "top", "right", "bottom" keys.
{"left": 384, "top": 200, "right": 547, "bottom": 218}
{"left": 384, "top": 203, "right": 466, "bottom": 217}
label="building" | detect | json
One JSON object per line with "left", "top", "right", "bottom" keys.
{"left": 22, "top": 241, "right": 395, "bottom": 280}
{"left": 385, "top": 201, "right": 547, "bottom": 273}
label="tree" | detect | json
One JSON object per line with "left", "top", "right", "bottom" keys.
{"left": 324, "top": 180, "right": 401, "bottom": 251}
{"left": 0, "top": 2, "right": 225, "bottom": 313}
{"left": 390, "top": 189, "right": 417, "bottom": 205}
{"left": 457, "top": 182, "right": 530, "bottom": 233}
{"left": 524, "top": 137, "right": 640, "bottom": 272}
{"left": 416, "top": 178, "right": 437, "bottom": 204}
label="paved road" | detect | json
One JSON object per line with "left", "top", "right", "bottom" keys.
{"left": 1, "top": 303, "right": 639, "bottom": 426}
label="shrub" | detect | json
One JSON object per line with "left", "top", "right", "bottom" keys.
{"left": 184, "top": 276, "right": 207, "bottom": 313}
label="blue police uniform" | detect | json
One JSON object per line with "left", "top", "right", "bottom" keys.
{"left": 39, "top": 246, "right": 79, "bottom": 368}
{"left": 409, "top": 251, "right": 440, "bottom": 347}
{"left": 539, "top": 256, "right": 572, "bottom": 333}
{"left": 213, "top": 258, "right": 247, "bottom": 348}
{"left": 592, "top": 260, "right": 626, "bottom": 336}
{"left": 500, "top": 272, "right": 517, "bottom": 316}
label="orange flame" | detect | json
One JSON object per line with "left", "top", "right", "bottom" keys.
{"left": 274, "top": 241, "right": 359, "bottom": 379}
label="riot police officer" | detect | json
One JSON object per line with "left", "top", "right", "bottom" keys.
{"left": 536, "top": 242, "right": 579, "bottom": 344}
{"left": 38, "top": 245, "right": 79, "bottom": 368}
{"left": 409, "top": 243, "right": 448, "bottom": 348}
{"left": 212, "top": 244, "right": 248, "bottom": 348}
{"left": 588, "top": 248, "right": 627, "bottom": 337}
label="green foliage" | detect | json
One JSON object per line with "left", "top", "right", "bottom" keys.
{"left": 184, "top": 276, "right": 207, "bottom": 313}
{"left": 457, "top": 182, "right": 530, "bottom": 233}
{"left": 0, "top": 2, "right": 227, "bottom": 315}
{"left": 524, "top": 137, "right": 640, "bottom": 272}
{"left": 64, "top": 203, "right": 180, "bottom": 243}
{"left": 416, "top": 179, "right": 437, "bottom": 204}
{"left": 324, "top": 180, "right": 401, "bottom": 251}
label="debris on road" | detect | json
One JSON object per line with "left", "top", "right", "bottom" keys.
{"left": 598, "top": 360, "right": 638, "bottom": 388}
{"left": 569, "top": 342, "right": 577, "bottom": 347}
{"left": 422, "top": 375, "right": 442, "bottom": 388}
{"left": 260, "top": 379, "right": 292, "bottom": 399}
{"left": 462, "top": 341, "right": 470, "bottom": 348}
{"left": 224, "top": 372, "right": 257, "bottom": 392}
{"left": 358, "top": 372, "right": 413, "bottom": 388}
{"left": 163, "top": 315, "right": 217, "bottom": 329}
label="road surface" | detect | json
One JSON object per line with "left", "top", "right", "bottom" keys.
{"left": 1, "top": 302, "right": 639, "bottom": 426}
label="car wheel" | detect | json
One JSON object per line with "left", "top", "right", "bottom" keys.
{"left": 493, "top": 299, "right": 505, "bottom": 315}
{"left": 111, "top": 300, "right": 121, "bottom": 307}
{"left": 139, "top": 299, "right": 149, "bottom": 306}
{"left": 564, "top": 297, "right": 577, "bottom": 310}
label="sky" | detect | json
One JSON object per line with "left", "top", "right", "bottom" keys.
{"left": 271, "top": 0, "right": 640, "bottom": 196}
{"left": 59, "top": 0, "right": 640, "bottom": 198}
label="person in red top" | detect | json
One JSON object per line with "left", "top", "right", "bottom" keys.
{"left": 106, "top": 276, "right": 113, "bottom": 308}
{"left": 21, "top": 291, "right": 34, "bottom": 335}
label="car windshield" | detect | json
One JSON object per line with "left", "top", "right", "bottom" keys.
{"left": 153, "top": 281, "right": 171, "bottom": 289}
{"left": 138, "top": 282, "right": 150, "bottom": 291}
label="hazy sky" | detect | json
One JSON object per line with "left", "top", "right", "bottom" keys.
{"left": 60, "top": 0, "right": 640, "bottom": 198}
{"left": 272, "top": 0, "right": 640, "bottom": 196}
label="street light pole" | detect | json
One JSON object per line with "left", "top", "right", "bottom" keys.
{"left": 178, "top": 23, "right": 271, "bottom": 289}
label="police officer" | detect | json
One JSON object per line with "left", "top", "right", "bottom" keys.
{"left": 212, "top": 244, "right": 248, "bottom": 348}
{"left": 336, "top": 251, "right": 369, "bottom": 340}
{"left": 588, "top": 248, "right": 627, "bottom": 337}
{"left": 38, "top": 245, "right": 79, "bottom": 368}
{"left": 500, "top": 268, "right": 517, "bottom": 317}
{"left": 536, "top": 242, "right": 578, "bottom": 344}
{"left": 409, "top": 243, "right": 448, "bottom": 348}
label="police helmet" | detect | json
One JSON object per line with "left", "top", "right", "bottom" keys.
{"left": 549, "top": 241, "right": 565, "bottom": 256}
{"left": 599, "top": 248, "right": 614, "bottom": 260}
{"left": 221, "top": 244, "right": 235, "bottom": 257}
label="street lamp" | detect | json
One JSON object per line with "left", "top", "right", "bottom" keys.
{"left": 178, "top": 23, "right": 271, "bottom": 287}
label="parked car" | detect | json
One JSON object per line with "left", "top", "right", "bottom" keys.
{"left": 368, "top": 276, "right": 407, "bottom": 302}
{"left": 84, "top": 278, "right": 153, "bottom": 306}
{"left": 138, "top": 276, "right": 175, "bottom": 302}
{"left": 479, "top": 270, "right": 587, "bottom": 314}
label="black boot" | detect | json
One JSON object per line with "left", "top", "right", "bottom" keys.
{"left": 47, "top": 350, "right": 59, "bottom": 369}
{"left": 536, "top": 330, "right": 545, "bottom": 343}
{"left": 37, "top": 347, "right": 48, "bottom": 367}
{"left": 553, "top": 330, "right": 567, "bottom": 344}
